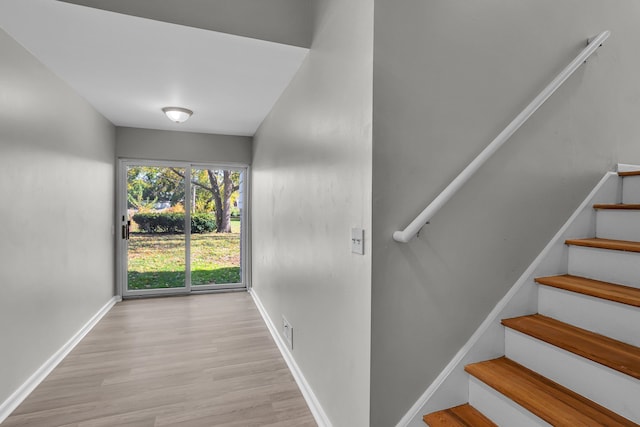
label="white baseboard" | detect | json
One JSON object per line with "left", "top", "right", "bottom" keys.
{"left": 395, "top": 171, "right": 619, "bottom": 427}
{"left": 0, "top": 295, "right": 121, "bottom": 424}
{"left": 249, "top": 289, "right": 332, "bottom": 427}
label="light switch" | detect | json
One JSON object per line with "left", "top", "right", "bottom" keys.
{"left": 351, "top": 227, "right": 364, "bottom": 255}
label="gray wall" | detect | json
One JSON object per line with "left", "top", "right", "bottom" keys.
{"left": 116, "top": 127, "right": 252, "bottom": 164}
{"left": 0, "top": 29, "right": 115, "bottom": 406}
{"left": 371, "top": 1, "right": 640, "bottom": 425}
{"left": 250, "top": 0, "right": 373, "bottom": 424}
{"left": 60, "top": 0, "right": 314, "bottom": 48}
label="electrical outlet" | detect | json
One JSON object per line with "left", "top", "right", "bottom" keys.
{"left": 282, "top": 316, "right": 293, "bottom": 350}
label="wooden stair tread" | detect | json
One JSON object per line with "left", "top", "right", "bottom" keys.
{"left": 535, "top": 274, "right": 640, "bottom": 307}
{"left": 565, "top": 237, "right": 640, "bottom": 253}
{"left": 423, "top": 404, "right": 496, "bottom": 427}
{"left": 465, "top": 357, "right": 636, "bottom": 426}
{"left": 594, "top": 203, "right": 640, "bottom": 210}
{"left": 619, "top": 170, "right": 640, "bottom": 177}
{"left": 502, "top": 314, "right": 640, "bottom": 380}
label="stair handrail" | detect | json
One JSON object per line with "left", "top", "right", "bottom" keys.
{"left": 393, "top": 30, "right": 611, "bottom": 243}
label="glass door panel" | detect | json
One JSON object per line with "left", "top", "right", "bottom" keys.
{"left": 190, "top": 168, "right": 243, "bottom": 288}
{"left": 126, "top": 165, "right": 187, "bottom": 292}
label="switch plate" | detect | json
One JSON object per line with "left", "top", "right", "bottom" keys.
{"left": 351, "top": 227, "right": 364, "bottom": 255}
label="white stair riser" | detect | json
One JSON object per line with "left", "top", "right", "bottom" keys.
{"left": 622, "top": 176, "right": 640, "bottom": 204}
{"left": 538, "top": 286, "right": 640, "bottom": 347}
{"left": 568, "top": 246, "right": 640, "bottom": 288}
{"left": 596, "top": 210, "right": 640, "bottom": 241}
{"left": 505, "top": 330, "right": 640, "bottom": 423}
{"left": 468, "top": 377, "right": 550, "bottom": 427}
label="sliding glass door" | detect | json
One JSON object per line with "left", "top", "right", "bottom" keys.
{"left": 118, "top": 160, "right": 247, "bottom": 297}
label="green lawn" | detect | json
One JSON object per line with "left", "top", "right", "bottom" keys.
{"left": 127, "top": 219, "right": 241, "bottom": 289}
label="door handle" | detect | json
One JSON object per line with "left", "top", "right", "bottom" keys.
{"left": 122, "top": 221, "right": 131, "bottom": 240}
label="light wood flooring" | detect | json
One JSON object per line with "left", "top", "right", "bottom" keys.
{"left": 3, "top": 292, "right": 317, "bottom": 427}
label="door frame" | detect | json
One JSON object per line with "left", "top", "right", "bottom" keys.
{"left": 116, "top": 159, "right": 250, "bottom": 298}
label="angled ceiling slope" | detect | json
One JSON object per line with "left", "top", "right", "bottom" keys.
{"left": 59, "top": 0, "right": 314, "bottom": 48}
{"left": 0, "top": 0, "right": 309, "bottom": 136}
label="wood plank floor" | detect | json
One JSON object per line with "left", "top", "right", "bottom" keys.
{"left": 2, "top": 292, "right": 317, "bottom": 427}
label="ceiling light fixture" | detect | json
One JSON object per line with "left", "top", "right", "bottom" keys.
{"left": 162, "top": 106, "right": 193, "bottom": 123}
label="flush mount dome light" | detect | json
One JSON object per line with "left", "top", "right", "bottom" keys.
{"left": 162, "top": 107, "right": 193, "bottom": 123}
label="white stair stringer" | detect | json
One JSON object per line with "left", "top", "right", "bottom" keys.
{"left": 596, "top": 210, "right": 640, "bottom": 241}
{"left": 504, "top": 328, "right": 640, "bottom": 423}
{"left": 568, "top": 245, "right": 640, "bottom": 288}
{"left": 538, "top": 285, "right": 640, "bottom": 347}
{"left": 622, "top": 175, "right": 640, "bottom": 204}
{"left": 468, "top": 377, "right": 550, "bottom": 427}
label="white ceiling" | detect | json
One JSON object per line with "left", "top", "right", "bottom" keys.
{"left": 0, "top": 0, "right": 309, "bottom": 136}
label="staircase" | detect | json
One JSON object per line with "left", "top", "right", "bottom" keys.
{"left": 424, "top": 171, "right": 640, "bottom": 426}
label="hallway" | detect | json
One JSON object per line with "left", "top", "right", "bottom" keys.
{"left": 3, "top": 293, "right": 315, "bottom": 427}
